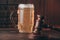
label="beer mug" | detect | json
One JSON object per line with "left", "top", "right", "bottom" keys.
{"left": 17, "top": 4, "right": 34, "bottom": 33}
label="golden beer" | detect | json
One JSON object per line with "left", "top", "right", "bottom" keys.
{"left": 17, "top": 4, "right": 34, "bottom": 33}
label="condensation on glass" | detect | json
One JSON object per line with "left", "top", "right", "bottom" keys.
{"left": 17, "top": 4, "right": 34, "bottom": 33}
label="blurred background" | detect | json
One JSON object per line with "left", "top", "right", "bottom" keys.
{"left": 0, "top": 0, "right": 60, "bottom": 28}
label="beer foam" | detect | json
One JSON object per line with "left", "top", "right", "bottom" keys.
{"left": 18, "top": 4, "right": 34, "bottom": 9}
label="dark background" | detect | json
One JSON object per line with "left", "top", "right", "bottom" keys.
{"left": 0, "top": 0, "right": 60, "bottom": 28}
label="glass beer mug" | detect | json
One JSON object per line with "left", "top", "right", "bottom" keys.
{"left": 17, "top": 4, "right": 34, "bottom": 33}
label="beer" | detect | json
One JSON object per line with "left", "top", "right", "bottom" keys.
{"left": 17, "top": 4, "right": 34, "bottom": 33}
